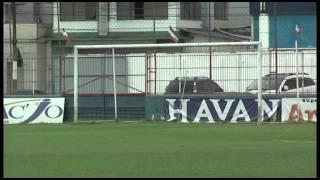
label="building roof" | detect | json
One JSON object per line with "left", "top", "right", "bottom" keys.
{"left": 44, "top": 31, "right": 192, "bottom": 43}
{"left": 180, "top": 27, "right": 251, "bottom": 42}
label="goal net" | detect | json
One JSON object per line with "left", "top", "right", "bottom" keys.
{"left": 71, "top": 42, "right": 263, "bottom": 123}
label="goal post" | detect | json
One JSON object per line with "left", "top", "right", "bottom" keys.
{"left": 73, "top": 42, "right": 263, "bottom": 123}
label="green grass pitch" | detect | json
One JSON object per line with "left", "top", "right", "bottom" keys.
{"left": 3, "top": 122, "right": 316, "bottom": 178}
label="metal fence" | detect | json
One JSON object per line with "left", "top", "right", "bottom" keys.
{"left": 3, "top": 47, "right": 316, "bottom": 96}
{"left": 59, "top": 47, "right": 316, "bottom": 96}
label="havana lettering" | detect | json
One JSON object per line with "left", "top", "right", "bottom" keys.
{"left": 166, "top": 98, "right": 280, "bottom": 122}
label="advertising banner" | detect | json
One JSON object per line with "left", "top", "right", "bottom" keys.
{"left": 163, "top": 98, "right": 281, "bottom": 123}
{"left": 281, "top": 98, "right": 317, "bottom": 122}
{"left": 3, "top": 98, "right": 65, "bottom": 124}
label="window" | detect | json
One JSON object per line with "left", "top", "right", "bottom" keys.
{"left": 180, "top": 2, "right": 201, "bottom": 20}
{"left": 283, "top": 77, "right": 315, "bottom": 90}
{"left": 214, "top": 2, "right": 227, "bottom": 20}
{"left": 283, "top": 78, "right": 297, "bottom": 90}
{"left": 4, "top": 4, "right": 9, "bottom": 23}
{"left": 34, "top": 2, "right": 40, "bottom": 22}
{"left": 134, "top": 2, "right": 144, "bottom": 19}
{"left": 302, "top": 78, "right": 316, "bottom": 87}
{"left": 117, "top": 2, "right": 168, "bottom": 20}
{"left": 60, "top": 2, "right": 97, "bottom": 21}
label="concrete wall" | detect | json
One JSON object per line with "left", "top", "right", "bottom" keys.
{"left": 210, "top": 2, "right": 250, "bottom": 29}
{"left": 225, "top": 2, "right": 250, "bottom": 28}
{"left": 3, "top": 2, "right": 52, "bottom": 24}
{"left": 3, "top": 24, "right": 52, "bottom": 94}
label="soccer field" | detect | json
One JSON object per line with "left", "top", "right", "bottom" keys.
{"left": 3, "top": 122, "right": 317, "bottom": 178}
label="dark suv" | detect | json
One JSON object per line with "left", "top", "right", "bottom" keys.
{"left": 165, "top": 76, "right": 223, "bottom": 94}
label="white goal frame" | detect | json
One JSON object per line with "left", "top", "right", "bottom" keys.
{"left": 73, "top": 42, "right": 263, "bottom": 123}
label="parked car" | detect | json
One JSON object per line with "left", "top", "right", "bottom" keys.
{"left": 246, "top": 73, "right": 316, "bottom": 94}
{"left": 165, "top": 76, "right": 224, "bottom": 94}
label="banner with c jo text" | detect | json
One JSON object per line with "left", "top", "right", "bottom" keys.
{"left": 3, "top": 98, "right": 65, "bottom": 124}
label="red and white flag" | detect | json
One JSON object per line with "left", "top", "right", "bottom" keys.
{"left": 168, "top": 26, "right": 180, "bottom": 43}
{"left": 62, "top": 28, "right": 70, "bottom": 42}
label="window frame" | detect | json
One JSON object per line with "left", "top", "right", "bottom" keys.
{"left": 214, "top": 2, "right": 228, "bottom": 20}
{"left": 180, "top": 2, "right": 201, "bottom": 20}
{"left": 117, "top": 2, "right": 168, "bottom": 20}
{"left": 134, "top": 2, "right": 144, "bottom": 19}
{"left": 60, "top": 2, "right": 97, "bottom": 21}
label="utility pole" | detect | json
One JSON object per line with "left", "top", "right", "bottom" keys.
{"left": 7, "top": 3, "right": 13, "bottom": 94}
{"left": 57, "top": 2, "right": 62, "bottom": 93}
{"left": 209, "top": 2, "right": 212, "bottom": 42}
{"left": 209, "top": 2, "right": 212, "bottom": 86}
{"left": 209, "top": 2, "right": 212, "bottom": 73}
{"left": 11, "top": 2, "right": 18, "bottom": 91}
{"left": 274, "top": 2, "right": 278, "bottom": 94}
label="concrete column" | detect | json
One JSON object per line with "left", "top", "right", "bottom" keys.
{"left": 53, "top": 2, "right": 58, "bottom": 33}
{"left": 251, "top": 16, "right": 254, "bottom": 41}
{"left": 109, "top": 2, "right": 117, "bottom": 21}
{"left": 259, "top": 13, "right": 269, "bottom": 48}
{"left": 98, "top": 2, "right": 109, "bottom": 36}
{"left": 168, "top": 2, "right": 179, "bottom": 27}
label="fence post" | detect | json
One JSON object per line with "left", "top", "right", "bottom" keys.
{"left": 32, "top": 59, "right": 35, "bottom": 95}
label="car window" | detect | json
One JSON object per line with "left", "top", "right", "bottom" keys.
{"left": 246, "top": 76, "right": 285, "bottom": 91}
{"left": 166, "top": 80, "right": 196, "bottom": 93}
{"left": 184, "top": 81, "right": 195, "bottom": 93}
{"left": 283, "top": 78, "right": 297, "bottom": 90}
{"left": 283, "top": 77, "right": 315, "bottom": 90}
{"left": 302, "top": 78, "right": 315, "bottom": 87}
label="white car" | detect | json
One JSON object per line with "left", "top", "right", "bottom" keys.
{"left": 246, "top": 73, "right": 317, "bottom": 94}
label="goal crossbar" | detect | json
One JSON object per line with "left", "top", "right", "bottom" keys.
{"left": 73, "top": 42, "right": 263, "bottom": 123}
{"left": 74, "top": 42, "right": 261, "bottom": 50}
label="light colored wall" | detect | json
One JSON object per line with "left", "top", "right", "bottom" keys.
{"left": 53, "top": 2, "right": 202, "bottom": 33}
{"left": 213, "top": 2, "right": 250, "bottom": 29}
{"left": 63, "top": 55, "right": 128, "bottom": 94}
{"left": 3, "top": 24, "right": 51, "bottom": 93}
{"left": 226, "top": 2, "right": 250, "bottom": 28}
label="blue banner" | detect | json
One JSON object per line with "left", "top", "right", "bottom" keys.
{"left": 163, "top": 98, "right": 281, "bottom": 123}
